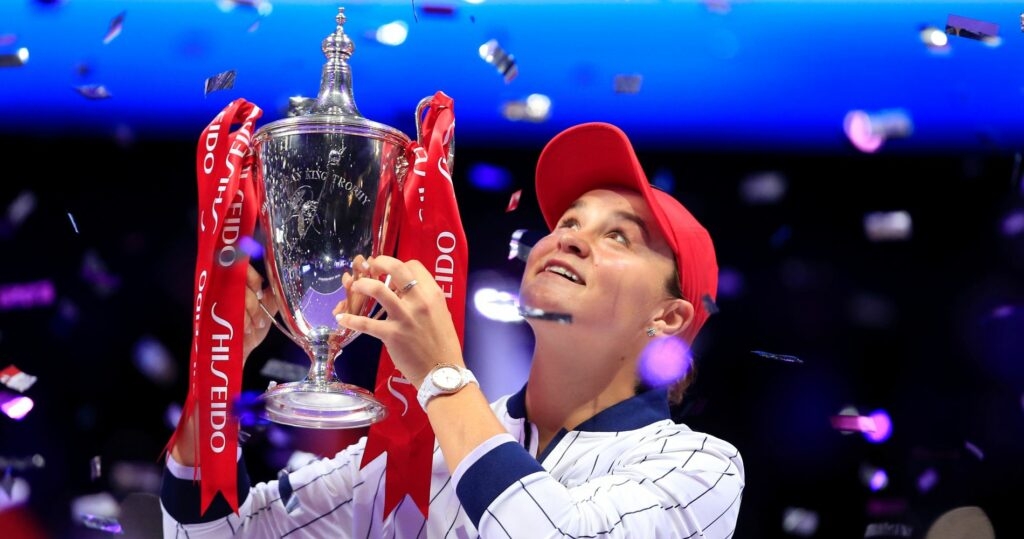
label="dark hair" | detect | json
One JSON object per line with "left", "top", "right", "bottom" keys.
{"left": 635, "top": 266, "right": 697, "bottom": 405}
{"left": 665, "top": 266, "right": 696, "bottom": 405}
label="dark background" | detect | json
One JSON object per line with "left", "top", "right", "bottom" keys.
{"left": 1, "top": 132, "right": 1022, "bottom": 538}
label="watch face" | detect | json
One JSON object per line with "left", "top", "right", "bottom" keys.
{"left": 433, "top": 366, "right": 463, "bottom": 391}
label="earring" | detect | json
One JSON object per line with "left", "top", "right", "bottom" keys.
{"left": 646, "top": 327, "right": 657, "bottom": 337}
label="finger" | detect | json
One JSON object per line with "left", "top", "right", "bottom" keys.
{"left": 246, "top": 265, "right": 264, "bottom": 294}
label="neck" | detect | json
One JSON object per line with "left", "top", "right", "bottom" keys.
{"left": 524, "top": 331, "right": 642, "bottom": 452}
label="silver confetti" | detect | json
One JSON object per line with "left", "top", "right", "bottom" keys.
{"left": 204, "top": 69, "right": 237, "bottom": 97}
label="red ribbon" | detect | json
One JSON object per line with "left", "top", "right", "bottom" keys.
{"left": 360, "top": 91, "right": 466, "bottom": 519}
{"left": 164, "top": 98, "right": 262, "bottom": 515}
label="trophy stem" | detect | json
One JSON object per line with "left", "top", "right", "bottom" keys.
{"left": 307, "top": 338, "right": 338, "bottom": 387}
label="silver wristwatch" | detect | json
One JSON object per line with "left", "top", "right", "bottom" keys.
{"left": 417, "top": 363, "right": 477, "bottom": 410}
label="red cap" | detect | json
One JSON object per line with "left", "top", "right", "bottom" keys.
{"left": 535, "top": 122, "right": 718, "bottom": 343}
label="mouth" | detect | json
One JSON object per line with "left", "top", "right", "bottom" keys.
{"left": 543, "top": 263, "right": 582, "bottom": 284}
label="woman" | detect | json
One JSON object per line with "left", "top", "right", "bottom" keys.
{"left": 162, "top": 122, "right": 744, "bottom": 537}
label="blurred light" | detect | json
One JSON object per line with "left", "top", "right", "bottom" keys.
{"left": 473, "top": 287, "right": 523, "bottom": 322}
{"left": 501, "top": 94, "right": 552, "bottom": 123}
{"left": 239, "top": 235, "right": 264, "bottom": 259}
{"left": 717, "top": 267, "right": 745, "bottom": 298}
{"left": 860, "top": 463, "right": 889, "bottom": 491}
{"left": 782, "top": 506, "right": 819, "bottom": 537}
{"left": 917, "top": 467, "right": 939, "bottom": 493}
{"left": 637, "top": 335, "right": 691, "bottom": 387}
{"left": 739, "top": 171, "right": 787, "bottom": 205}
{"left": 132, "top": 336, "right": 177, "bottom": 387}
{"left": 844, "top": 108, "right": 913, "bottom": 153}
{"left": 919, "top": 25, "right": 949, "bottom": 51}
{"left": 6, "top": 189, "right": 37, "bottom": 227}
{"left": 964, "top": 440, "right": 984, "bottom": 460}
{"left": 862, "top": 409, "right": 892, "bottom": 443}
{"left": 1001, "top": 209, "right": 1024, "bottom": 236}
{"left": 863, "top": 210, "right": 913, "bottom": 241}
{"left": 467, "top": 162, "right": 513, "bottom": 191}
{"left": 375, "top": 20, "right": 408, "bottom": 46}
{"left": 0, "top": 475, "right": 31, "bottom": 509}
{"left": 651, "top": 167, "right": 675, "bottom": 192}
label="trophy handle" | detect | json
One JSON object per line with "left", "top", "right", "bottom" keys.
{"left": 415, "top": 95, "right": 455, "bottom": 172}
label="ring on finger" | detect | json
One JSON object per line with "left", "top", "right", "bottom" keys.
{"left": 398, "top": 279, "right": 418, "bottom": 296}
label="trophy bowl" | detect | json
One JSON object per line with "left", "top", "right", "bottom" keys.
{"left": 249, "top": 6, "right": 413, "bottom": 429}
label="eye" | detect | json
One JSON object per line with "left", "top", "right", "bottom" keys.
{"left": 557, "top": 217, "right": 580, "bottom": 230}
{"left": 607, "top": 229, "right": 630, "bottom": 246}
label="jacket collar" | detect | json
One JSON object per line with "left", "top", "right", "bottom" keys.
{"left": 506, "top": 383, "right": 671, "bottom": 432}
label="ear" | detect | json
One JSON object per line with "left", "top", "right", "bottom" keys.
{"left": 653, "top": 297, "right": 694, "bottom": 338}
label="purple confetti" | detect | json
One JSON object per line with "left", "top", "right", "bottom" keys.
{"left": 74, "top": 84, "right": 112, "bottom": 99}
{"left": 0, "top": 48, "right": 28, "bottom": 68}
{"left": 964, "top": 440, "right": 984, "bottom": 460}
{"left": 946, "top": 13, "right": 999, "bottom": 41}
{"left": 479, "top": 39, "right": 518, "bottom": 83}
{"left": 204, "top": 69, "right": 237, "bottom": 97}
{"left": 0, "top": 281, "right": 55, "bottom": 311}
{"left": 830, "top": 414, "right": 876, "bottom": 433}
{"left": 103, "top": 11, "right": 126, "bottom": 44}
{"left": 613, "top": 74, "right": 643, "bottom": 95}
{"left": 917, "top": 467, "right": 939, "bottom": 493}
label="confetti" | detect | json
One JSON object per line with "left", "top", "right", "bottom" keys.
{"left": 864, "top": 522, "right": 912, "bottom": 538}
{"left": 5, "top": 190, "right": 35, "bottom": 227}
{"left": 501, "top": 94, "right": 551, "bottom": 123}
{"left": 506, "top": 189, "right": 522, "bottom": 213}
{"left": 0, "top": 34, "right": 16, "bottom": 46}
{"left": 80, "top": 514, "right": 123, "bottom": 534}
{"left": 963, "top": 440, "right": 984, "bottom": 460}
{"left": 81, "top": 249, "right": 121, "bottom": 296}
{"left": 67, "top": 212, "right": 79, "bottom": 233}
{"left": 508, "top": 228, "right": 545, "bottom": 262}
{"left": 204, "top": 69, "right": 237, "bottom": 96}
{"left": 1, "top": 365, "right": 38, "bottom": 392}
{"left": 0, "top": 280, "right": 54, "bottom": 311}
{"left": 103, "top": 11, "right": 126, "bottom": 44}
{"left": 701, "top": 293, "right": 720, "bottom": 316}
{"left": 945, "top": 13, "right": 999, "bottom": 42}
{"left": 479, "top": 39, "right": 518, "bottom": 83}
{"left": 829, "top": 413, "right": 876, "bottom": 433}
{"left": 0, "top": 48, "right": 29, "bottom": 68}
{"left": 0, "top": 391, "right": 34, "bottom": 420}
{"left": 420, "top": 4, "right": 456, "bottom": 16}
{"left": 87, "top": 456, "right": 102, "bottom": 481}
{"left": 782, "top": 507, "right": 819, "bottom": 537}
{"left": 613, "top": 74, "right": 643, "bottom": 95}
{"left": 74, "top": 84, "right": 112, "bottom": 99}
{"left": 518, "top": 305, "right": 572, "bottom": 324}
{"left": 0, "top": 454, "right": 45, "bottom": 471}
{"left": 750, "top": 350, "right": 803, "bottom": 363}
{"left": 843, "top": 108, "right": 913, "bottom": 153}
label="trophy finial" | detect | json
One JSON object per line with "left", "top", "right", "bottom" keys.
{"left": 312, "top": 6, "right": 361, "bottom": 117}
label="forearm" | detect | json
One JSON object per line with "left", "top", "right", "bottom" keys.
{"left": 169, "top": 407, "right": 198, "bottom": 467}
{"left": 425, "top": 384, "right": 506, "bottom": 475}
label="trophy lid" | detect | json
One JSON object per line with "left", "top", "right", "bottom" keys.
{"left": 254, "top": 6, "right": 410, "bottom": 146}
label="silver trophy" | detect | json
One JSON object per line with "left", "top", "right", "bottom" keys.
{"left": 252, "top": 7, "right": 435, "bottom": 429}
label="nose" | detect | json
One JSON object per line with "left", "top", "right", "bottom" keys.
{"left": 556, "top": 228, "right": 590, "bottom": 257}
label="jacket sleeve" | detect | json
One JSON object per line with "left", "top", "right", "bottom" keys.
{"left": 160, "top": 438, "right": 373, "bottom": 538}
{"left": 453, "top": 431, "right": 745, "bottom": 539}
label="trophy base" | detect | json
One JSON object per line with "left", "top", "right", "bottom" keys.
{"left": 260, "top": 380, "right": 388, "bottom": 429}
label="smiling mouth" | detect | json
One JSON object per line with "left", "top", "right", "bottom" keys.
{"left": 544, "top": 265, "right": 581, "bottom": 283}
